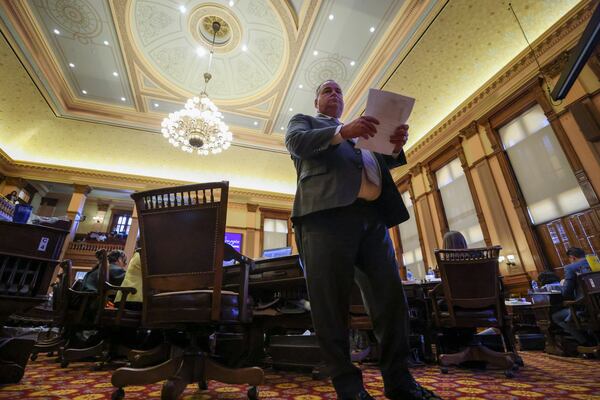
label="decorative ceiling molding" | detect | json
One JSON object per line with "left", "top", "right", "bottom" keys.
{"left": 0, "top": 147, "right": 294, "bottom": 204}
{"left": 404, "top": 0, "right": 595, "bottom": 166}
{"left": 342, "top": 0, "right": 442, "bottom": 121}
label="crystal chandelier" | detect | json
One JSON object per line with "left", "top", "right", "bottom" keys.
{"left": 161, "top": 21, "right": 232, "bottom": 155}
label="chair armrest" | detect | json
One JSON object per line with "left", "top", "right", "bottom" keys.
{"left": 100, "top": 283, "right": 138, "bottom": 325}
{"left": 428, "top": 283, "right": 443, "bottom": 298}
{"left": 428, "top": 283, "right": 443, "bottom": 326}
{"left": 224, "top": 243, "right": 254, "bottom": 323}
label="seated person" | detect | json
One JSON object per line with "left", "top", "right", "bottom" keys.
{"left": 81, "top": 249, "right": 127, "bottom": 292}
{"left": 114, "top": 248, "right": 143, "bottom": 311}
{"left": 537, "top": 268, "right": 561, "bottom": 286}
{"left": 551, "top": 247, "right": 593, "bottom": 345}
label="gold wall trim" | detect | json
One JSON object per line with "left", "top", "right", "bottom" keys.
{"left": 404, "top": 0, "right": 595, "bottom": 165}
{"left": 0, "top": 147, "right": 294, "bottom": 203}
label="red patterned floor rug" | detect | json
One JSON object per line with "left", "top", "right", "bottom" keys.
{"left": 1, "top": 351, "right": 599, "bottom": 399}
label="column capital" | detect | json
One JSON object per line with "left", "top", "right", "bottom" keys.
{"left": 247, "top": 203, "right": 259, "bottom": 213}
{"left": 72, "top": 184, "right": 92, "bottom": 195}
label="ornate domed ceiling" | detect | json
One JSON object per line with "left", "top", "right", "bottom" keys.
{"left": 0, "top": 0, "right": 588, "bottom": 194}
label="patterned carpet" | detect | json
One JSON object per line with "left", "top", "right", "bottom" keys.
{"left": 1, "top": 352, "right": 600, "bottom": 399}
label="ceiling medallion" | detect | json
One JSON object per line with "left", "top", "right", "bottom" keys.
{"left": 189, "top": 4, "right": 241, "bottom": 54}
{"left": 161, "top": 21, "right": 232, "bottom": 156}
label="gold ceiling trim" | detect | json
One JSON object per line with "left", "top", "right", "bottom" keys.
{"left": 404, "top": 0, "right": 595, "bottom": 164}
{"left": 0, "top": 147, "right": 294, "bottom": 203}
{"left": 342, "top": 0, "right": 441, "bottom": 121}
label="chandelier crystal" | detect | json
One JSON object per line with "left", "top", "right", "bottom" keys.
{"left": 160, "top": 21, "right": 232, "bottom": 155}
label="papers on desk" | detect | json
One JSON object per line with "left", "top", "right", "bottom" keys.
{"left": 505, "top": 300, "right": 532, "bottom": 306}
{"left": 356, "top": 89, "right": 415, "bottom": 155}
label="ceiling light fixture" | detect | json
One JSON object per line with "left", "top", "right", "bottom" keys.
{"left": 69, "top": 63, "right": 75, "bottom": 68}
{"left": 328, "top": 14, "right": 334, "bottom": 21}
{"left": 82, "top": 90, "right": 87, "bottom": 94}
{"left": 103, "top": 40, "right": 109, "bottom": 45}
{"left": 53, "top": 29, "right": 60, "bottom": 35}
{"left": 313, "top": 50, "right": 318, "bottom": 56}
{"left": 154, "top": 103, "right": 159, "bottom": 108}
{"left": 229, "top": 1, "right": 234, "bottom": 6}
{"left": 253, "top": 121, "right": 258, "bottom": 126}
{"left": 350, "top": 61, "right": 356, "bottom": 66}
{"left": 289, "top": 107, "right": 293, "bottom": 112}
{"left": 161, "top": 21, "right": 232, "bottom": 156}
{"left": 179, "top": 5, "right": 187, "bottom": 13}
{"left": 369, "top": 26, "right": 375, "bottom": 33}
{"left": 298, "top": 84, "right": 303, "bottom": 89}
{"left": 242, "top": 44, "right": 248, "bottom": 52}
{"left": 112, "top": 71, "right": 119, "bottom": 77}
{"left": 120, "top": 97, "right": 126, "bottom": 102}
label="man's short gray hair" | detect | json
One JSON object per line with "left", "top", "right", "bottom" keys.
{"left": 315, "top": 80, "right": 336, "bottom": 98}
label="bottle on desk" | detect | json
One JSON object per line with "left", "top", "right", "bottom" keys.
{"left": 530, "top": 280, "right": 539, "bottom": 292}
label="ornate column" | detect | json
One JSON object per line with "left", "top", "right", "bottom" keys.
{"left": 123, "top": 204, "right": 139, "bottom": 262}
{"left": 59, "top": 184, "right": 91, "bottom": 260}
{"left": 245, "top": 203, "right": 260, "bottom": 258}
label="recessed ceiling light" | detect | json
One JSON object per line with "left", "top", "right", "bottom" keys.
{"left": 313, "top": 50, "right": 318, "bottom": 56}
{"left": 81, "top": 90, "right": 87, "bottom": 95}
{"left": 229, "top": 0, "right": 234, "bottom": 6}
{"left": 196, "top": 46, "right": 207, "bottom": 57}
{"left": 178, "top": 5, "right": 186, "bottom": 13}
{"left": 120, "top": 97, "right": 126, "bottom": 102}
{"left": 154, "top": 103, "right": 159, "bottom": 108}
{"left": 112, "top": 71, "right": 119, "bottom": 77}
{"left": 280, "top": 126, "right": 285, "bottom": 130}
{"left": 241, "top": 44, "right": 248, "bottom": 52}
{"left": 103, "top": 40, "right": 109, "bottom": 46}
{"left": 68, "top": 63, "right": 75, "bottom": 68}
{"left": 328, "top": 14, "right": 334, "bottom": 20}
{"left": 369, "top": 26, "right": 375, "bottom": 33}
{"left": 53, "top": 29, "right": 60, "bottom": 35}
{"left": 350, "top": 61, "right": 356, "bottom": 66}
{"left": 253, "top": 121, "right": 258, "bottom": 126}
{"left": 289, "top": 107, "right": 293, "bottom": 112}
{"left": 298, "top": 84, "right": 303, "bottom": 89}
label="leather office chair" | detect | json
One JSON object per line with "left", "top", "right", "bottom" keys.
{"left": 569, "top": 271, "right": 600, "bottom": 356}
{"left": 430, "top": 246, "right": 519, "bottom": 377}
{"left": 61, "top": 249, "right": 140, "bottom": 368}
{"left": 111, "top": 182, "right": 263, "bottom": 400}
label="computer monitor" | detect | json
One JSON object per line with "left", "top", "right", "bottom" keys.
{"left": 74, "top": 271, "right": 87, "bottom": 281}
{"left": 262, "top": 246, "right": 293, "bottom": 258}
{"left": 223, "top": 232, "right": 243, "bottom": 266}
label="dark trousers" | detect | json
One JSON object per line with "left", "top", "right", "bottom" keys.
{"left": 295, "top": 201, "right": 410, "bottom": 397}
{"left": 552, "top": 307, "right": 587, "bottom": 344}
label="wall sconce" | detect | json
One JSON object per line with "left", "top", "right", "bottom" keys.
{"left": 498, "top": 255, "right": 506, "bottom": 263}
{"left": 506, "top": 254, "right": 516, "bottom": 267}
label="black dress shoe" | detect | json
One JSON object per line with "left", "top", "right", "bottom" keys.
{"left": 341, "top": 389, "right": 375, "bottom": 400}
{"left": 387, "top": 382, "right": 442, "bottom": 400}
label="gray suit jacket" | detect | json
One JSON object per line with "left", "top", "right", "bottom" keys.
{"left": 286, "top": 113, "right": 409, "bottom": 228}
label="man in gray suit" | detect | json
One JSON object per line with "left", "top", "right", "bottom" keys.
{"left": 286, "top": 80, "right": 440, "bottom": 400}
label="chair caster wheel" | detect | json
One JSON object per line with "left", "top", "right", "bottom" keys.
{"left": 30, "top": 353, "right": 38, "bottom": 361}
{"left": 112, "top": 388, "right": 125, "bottom": 400}
{"left": 504, "top": 370, "right": 514, "bottom": 378}
{"left": 440, "top": 367, "right": 448, "bottom": 374}
{"left": 247, "top": 386, "right": 258, "bottom": 400}
{"left": 60, "top": 360, "right": 69, "bottom": 368}
{"left": 199, "top": 381, "right": 208, "bottom": 390}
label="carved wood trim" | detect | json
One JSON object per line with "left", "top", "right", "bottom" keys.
{"left": 457, "top": 141, "right": 492, "bottom": 246}
{"left": 407, "top": 180, "right": 427, "bottom": 277}
{"left": 423, "top": 164, "right": 449, "bottom": 239}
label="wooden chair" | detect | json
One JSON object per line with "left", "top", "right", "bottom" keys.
{"left": 61, "top": 250, "right": 140, "bottom": 368}
{"left": 111, "top": 182, "right": 263, "bottom": 400}
{"left": 30, "top": 260, "right": 72, "bottom": 360}
{"left": 430, "top": 246, "right": 519, "bottom": 377}
{"left": 569, "top": 271, "right": 600, "bottom": 357}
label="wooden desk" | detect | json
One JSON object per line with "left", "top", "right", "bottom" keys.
{"left": 0, "top": 221, "right": 69, "bottom": 383}
{"left": 530, "top": 292, "right": 564, "bottom": 355}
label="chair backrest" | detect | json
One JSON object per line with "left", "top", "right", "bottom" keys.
{"left": 132, "top": 182, "right": 229, "bottom": 323}
{"left": 578, "top": 271, "right": 600, "bottom": 328}
{"left": 435, "top": 246, "right": 502, "bottom": 316}
{"left": 51, "top": 260, "right": 72, "bottom": 324}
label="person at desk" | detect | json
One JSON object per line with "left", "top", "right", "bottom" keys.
{"left": 114, "top": 248, "right": 142, "bottom": 311}
{"left": 81, "top": 249, "right": 127, "bottom": 292}
{"left": 551, "top": 247, "right": 593, "bottom": 345}
{"left": 286, "top": 80, "right": 440, "bottom": 400}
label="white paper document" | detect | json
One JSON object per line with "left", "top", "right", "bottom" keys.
{"left": 356, "top": 89, "right": 415, "bottom": 155}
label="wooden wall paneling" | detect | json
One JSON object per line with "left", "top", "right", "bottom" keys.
{"left": 415, "top": 194, "right": 438, "bottom": 269}
{"left": 567, "top": 207, "right": 600, "bottom": 254}
{"left": 457, "top": 138, "right": 492, "bottom": 246}
{"left": 471, "top": 158, "right": 529, "bottom": 278}
{"left": 423, "top": 164, "right": 448, "bottom": 241}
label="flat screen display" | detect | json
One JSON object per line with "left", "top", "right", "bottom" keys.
{"left": 224, "top": 232, "right": 243, "bottom": 252}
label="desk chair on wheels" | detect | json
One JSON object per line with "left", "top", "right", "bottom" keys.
{"left": 111, "top": 182, "right": 263, "bottom": 400}
{"left": 430, "top": 246, "right": 520, "bottom": 377}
